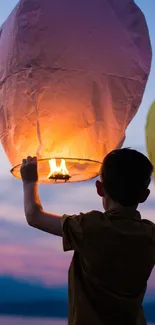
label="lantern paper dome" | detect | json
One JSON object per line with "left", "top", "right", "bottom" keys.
{"left": 0, "top": 0, "right": 152, "bottom": 183}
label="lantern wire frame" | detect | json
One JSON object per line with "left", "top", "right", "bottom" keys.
{"left": 10, "top": 157, "right": 102, "bottom": 184}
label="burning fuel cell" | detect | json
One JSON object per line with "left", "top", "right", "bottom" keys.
{"left": 48, "top": 159, "right": 71, "bottom": 182}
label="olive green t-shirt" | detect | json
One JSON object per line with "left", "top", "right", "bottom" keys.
{"left": 61, "top": 208, "right": 155, "bottom": 325}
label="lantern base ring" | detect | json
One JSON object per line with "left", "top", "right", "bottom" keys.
{"left": 10, "top": 157, "right": 102, "bottom": 184}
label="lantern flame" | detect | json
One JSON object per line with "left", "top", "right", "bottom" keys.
{"left": 48, "top": 159, "right": 70, "bottom": 181}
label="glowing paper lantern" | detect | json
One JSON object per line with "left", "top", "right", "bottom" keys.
{"left": 0, "top": 0, "right": 152, "bottom": 183}
{"left": 146, "top": 102, "right": 155, "bottom": 181}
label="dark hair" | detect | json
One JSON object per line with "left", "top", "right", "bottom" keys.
{"left": 101, "top": 148, "right": 153, "bottom": 206}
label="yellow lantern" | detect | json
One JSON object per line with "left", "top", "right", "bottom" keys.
{"left": 145, "top": 102, "right": 155, "bottom": 181}
{"left": 0, "top": 0, "right": 152, "bottom": 183}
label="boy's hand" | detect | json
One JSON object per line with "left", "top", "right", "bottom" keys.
{"left": 20, "top": 156, "right": 38, "bottom": 183}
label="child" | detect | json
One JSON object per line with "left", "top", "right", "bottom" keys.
{"left": 21, "top": 148, "right": 155, "bottom": 325}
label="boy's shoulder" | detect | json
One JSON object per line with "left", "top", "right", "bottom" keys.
{"left": 141, "top": 218, "right": 155, "bottom": 230}
{"left": 80, "top": 210, "right": 111, "bottom": 228}
{"left": 83, "top": 210, "right": 155, "bottom": 228}
{"left": 142, "top": 218, "right": 155, "bottom": 225}
{"left": 81, "top": 210, "right": 107, "bottom": 221}
{"left": 83, "top": 210, "right": 104, "bottom": 217}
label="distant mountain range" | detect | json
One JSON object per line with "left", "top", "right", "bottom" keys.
{"left": 0, "top": 300, "right": 68, "bottom": 318}
{"left": 0, "top": 276, "right": 154, "bottom": 322}
{"left": 144, "top": 302, "right": 155, "bottom": 323}
{"left": 0, "top": 276, "right": 68, "bottom": 303}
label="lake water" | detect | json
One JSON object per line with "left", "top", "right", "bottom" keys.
{"left": 0, "top": 317, "right": 67, "bottom": 324}
{"left": 0, "top": 317, "right": 154, "bottom": 325}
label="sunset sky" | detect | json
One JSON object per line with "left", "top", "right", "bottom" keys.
{"left": 0, "top": 0, "right": 155, "bottom": 304}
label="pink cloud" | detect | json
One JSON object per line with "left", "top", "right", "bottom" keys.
{"left": 147, "top": 269, "right": 155, "bottom": 290}
{"left": 0, "top": 243, "right": 71, "bottom": 285}
{"left": 0, "top": 317, "right": 67, "bottom": 325}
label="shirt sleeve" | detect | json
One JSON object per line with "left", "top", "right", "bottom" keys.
{"left": 61, "top": 213, "right": 84, "bottom": 252}
{"left": 61, "top": 210, "right": 104, "bottom": 252}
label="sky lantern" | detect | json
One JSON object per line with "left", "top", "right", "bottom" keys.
{"left": 0, "top": 0, "right": 152, "bottom": 184}
{"left": 146, "top": 102, "right": 155, "bottom": 181}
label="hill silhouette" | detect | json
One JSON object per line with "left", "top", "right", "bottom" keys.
{"left": 0, "top": 276, "right": 67, "bottom": 303}
{"left": 0, "top": 276, "right": 154, "bottom": 321}
{"left": 0, "top": 300, "right": 68, "bottom": 318}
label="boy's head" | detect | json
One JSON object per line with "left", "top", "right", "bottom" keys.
{"left": 96, "top": 148, "right": 153, "bottom": 210}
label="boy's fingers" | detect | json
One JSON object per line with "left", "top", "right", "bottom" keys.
{"left": 21, "top": 156, "right": 38, "bottom": 168}
{"left": 32, "top": 156, "right": 37, "bottom": 163}
{"left": 22, "top": 159, "right": 26, "bottom": 165}
{"left": 27, "top": 156, "right": 32, "bottom": 163}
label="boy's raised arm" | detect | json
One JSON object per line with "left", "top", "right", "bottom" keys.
{"left": 21, "top": 157, "right": 62, "bottom": 237}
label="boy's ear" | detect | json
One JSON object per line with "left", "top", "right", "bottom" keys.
{"left": 139, "top": 188, "right": 150, "bottom": 203}
{"left": 96, "top": 180, "right": 104, "bottom": 197}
